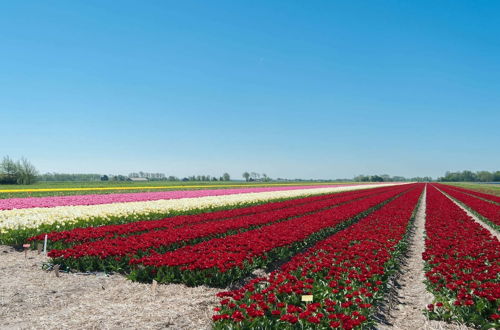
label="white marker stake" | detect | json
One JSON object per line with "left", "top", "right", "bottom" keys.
{"left": 43, "top": 234, "right": 48, "bottom": 254}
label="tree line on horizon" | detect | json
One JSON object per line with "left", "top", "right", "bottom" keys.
{"left": 2, "top": 156, "right": 500, "bottom": 185}
{"left": 437, "top": 170, "right": 500, "bottom": 182}
{"left": 41, "top": 172, "right": 233, "bottom": 182}
{"left": 353, "top": 174, "right": 432, "bottom": 182}
{"left": 353, "top": 170, "right": 500, "bottom": 183}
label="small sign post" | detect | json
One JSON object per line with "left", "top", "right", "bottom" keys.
{"left": 53, "top": 264, "right": 60, "bottom": 277}
{"left": 23, "top": 243, "right": 30, "bottom": 258}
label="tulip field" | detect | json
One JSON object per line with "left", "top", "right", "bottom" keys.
{"left": 0, "top": 183, "right": 385, "bottom": 245}
{"left": 1, "top": 182, "right": 499, "bottom": 329}
{"left": 434, "top": 183, "right": 500, "bottom": 230}
{"left": 423, "top": 185, "right": 499, "bottom": 327}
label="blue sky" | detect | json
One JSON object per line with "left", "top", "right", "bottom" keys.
{"left": 1, "top": 1, "right": 499, "bottom": 179}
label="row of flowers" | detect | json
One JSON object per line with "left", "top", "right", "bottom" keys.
{"left": 45, "top": 186, "right": 398, "bottom": 273}
{"left": 211, "top": 184, "right": 424, "bottom": 329}
{"left": 423, "top": 185, "right": 499, "bottom": 328}
{"left": 127, "top": 185, "right": 414, "bottom": 287}
{"left": 49, "top": 188, "right": 404, "bottom": 272}
{"left": 49, "top": 187, "right": 386, "bottom": 272}
{"left": 33, "top": 187, "right": 391, "bottom": 245}
{"left": 435, "top": 183, "right": 500, "bottom": 230}
{"left": 0, "top": 183, "right": 397, "bottom": 245}
{"left": 445, "top": 184, "right": 500, "bottom": 204}
{"left": 0, "top": 184, "right": 360, "bottom": 210}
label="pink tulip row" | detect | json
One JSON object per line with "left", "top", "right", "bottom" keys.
{"left": 0, "top": 185, "right": 360, "bottom": 210}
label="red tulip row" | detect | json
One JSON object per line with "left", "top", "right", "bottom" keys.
{"left": 435, "top": 183, "right": 500, "bottom": 229}
{"left": 444, "top": 184, "right": 500, "bottom": 204}
{"left": 32, "top": 186, "right": 395, "bottom": 245}
{"left": 423, "top": 185, "right": 500, "bottom": 328}
{"left": 128, "top": 184, "right": 415, "bottom": 287}
{"left": 46, "top": 186, "right": 400, "bottom": 272}
{"left": 211, "top": 184, "right": 424, "bottom": 329}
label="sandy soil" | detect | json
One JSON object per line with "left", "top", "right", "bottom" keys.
{"left": 0, "top": 246, "right": 221, "bottom": 330}
{"left": 377, "top": 187, "right": 472, "bottom": 330}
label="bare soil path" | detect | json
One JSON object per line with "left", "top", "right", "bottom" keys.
{"left": 0, "top": 246, "right": 220, "bottom": 329}
{"left": 377, "top": 186, "right": 472, "bottom": 330}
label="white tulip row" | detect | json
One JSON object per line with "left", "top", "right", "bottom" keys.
{"left": 0, "top": 183, "right": 403, "bottom": 233}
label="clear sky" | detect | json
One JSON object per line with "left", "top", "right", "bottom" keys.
{"left": 1, "top": 1, "right": 499, "bottom": 179}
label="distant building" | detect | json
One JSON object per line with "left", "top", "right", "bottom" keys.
{"left": 128, "top": 177, "right": 149, "bottom": 182}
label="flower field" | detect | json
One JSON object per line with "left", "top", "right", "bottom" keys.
{"left": 0, "top": 184, "right": 362, "bottom": 210}
{"left": 435, "top": 183, "right": 500, "bottom": 230}
{"left": 2, "top": 181, "right": 499, "bottom": 329}
{"left": 211, "top": 184, "right": 424, "bottom": 328}
{"left": 441, "top": 184, "right": 500, "bottom": 204}
{"left": 0, "top": 183, "right": 388, "bottom": 245}
{"left": 423, "top": 185, "right": 499, "bottom": 328}
{"left": 128, "top": 185, "right": 411, "bottom": 287}
{"left": 42, "top": 185, "right": 397, "bottom": 273}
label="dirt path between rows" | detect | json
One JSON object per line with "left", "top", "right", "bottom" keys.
{"left": 436, "top": 186, "right": 500, "bottom": 241}
{"left": 0, "top": 246, "right": 220, "bottom": 329}
{"left": 377, "top": 186, "right": 472, "bottom": 330}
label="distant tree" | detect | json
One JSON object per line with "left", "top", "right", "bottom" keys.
{"left": 222, "top": 172, "right": 231, "bottom": 181}
{"left": 380, "top": 174, "right": 391, "bottom": 182}
{"left": 461, "top": 170, "right": 476, "bottom": 182}
{"left": 242, "top": 172, "right": 250, "bottom": 182}
{"left": 101, "top": 175, "right": 109, "bottom": 181}
{"left": 494, "top": 171, "right": 500, "bottom": 181}
{"left": 111, "top": 175, "right": 128, "bottom": 181}
{"left": 0, "top": 156, "right": 18, "bottom": 176}
{"left": 0, "top": 156, "right": 19, "bottom": 184}
{"left": 15, "top": 158, "right": 38, "bottom": 184}
{"left": 370, "top": 175, "right": 384, "bottom": 182}
{"left": 477, "top": 171, "right": 494, "bottom": 182}
{"left": 440, "top": 171, "right": 461, "bottom": 182}
{"left": 354, "top": 175, "right": 370, "bottom": 182}
{"left": 262, "top": 173, "right": 271, "bottom": 182}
